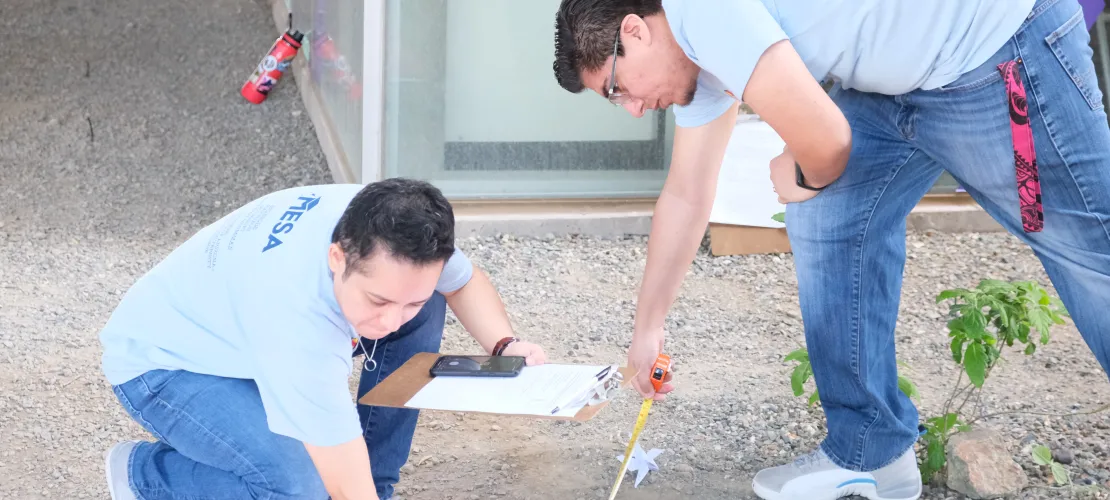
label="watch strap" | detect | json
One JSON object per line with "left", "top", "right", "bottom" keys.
{"left": 795, "top": 162, "right": 825, "bottom": 192}
{"left": 493, "top": 336, "right": 519, "bottom": 356}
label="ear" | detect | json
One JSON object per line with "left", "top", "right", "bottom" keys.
{"left": 327, "top": 243, "right": 345, "bottom": 276}
{"left": 621, "top": 14, "right": 652, "bottom": 47}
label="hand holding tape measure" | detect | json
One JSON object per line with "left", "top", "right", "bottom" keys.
{"left": 627, "top": 332, "right": 675, "bottom": 400}
{"left": 608, "top": 353, "right": 672, "bottom": 499}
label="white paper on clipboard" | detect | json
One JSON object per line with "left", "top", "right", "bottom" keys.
{"left": 709, "top": 115, "right": 787, "bottom": 229}
{"left": 404, "top": 363, "right": 614, "bottom": 418}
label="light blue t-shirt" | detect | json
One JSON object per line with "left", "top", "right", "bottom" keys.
{"left": 99, "top": 183, "right": 473, "bottom": 447}
{"left": 664, "top": 0, "right": 1036, "bottom": 128}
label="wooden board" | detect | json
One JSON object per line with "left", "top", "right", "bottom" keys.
{"left": 708, "top": 223, "right": 792, "bottom": 256}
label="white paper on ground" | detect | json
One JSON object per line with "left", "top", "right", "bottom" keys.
{"left": 404, "top": 363, "right": 612, "bottom": 417}
{"left": 709, "top": 116, "right": 787, "bottom": 229}
{"left": 615, "top": 442, "right": 664, "bottom": 488}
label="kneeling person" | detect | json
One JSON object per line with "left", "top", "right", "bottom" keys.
{"left": 99, "top": 178, "right": 546, "bottom": 500}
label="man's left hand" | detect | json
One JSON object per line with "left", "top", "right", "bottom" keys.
{"left": 770, "top": 147, "right": 822, "bottom": 204}
{"left": 500, "top": 341, "right": 547, "bottom": 366}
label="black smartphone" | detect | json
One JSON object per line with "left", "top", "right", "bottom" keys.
{"left": 429, "top": 355, "right": 525, "bottom": 378}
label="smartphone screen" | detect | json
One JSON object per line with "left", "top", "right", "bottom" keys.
{"left": 431, "top": 355, "right": 525, "bottom": 377}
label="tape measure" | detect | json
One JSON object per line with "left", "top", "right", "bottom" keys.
{"left": 608, "top": 353, "right": 671, "bottom": 500}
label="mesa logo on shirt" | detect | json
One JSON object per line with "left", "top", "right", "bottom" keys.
{"left": 262, "top": 195, "right": 321, "bottom": 253}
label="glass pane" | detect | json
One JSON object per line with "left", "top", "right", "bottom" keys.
{"left": 383, "top": 0, "right": 670, "bottom": 199}
{"left": 292, "top": 0, "right": 364, "bottom": 171}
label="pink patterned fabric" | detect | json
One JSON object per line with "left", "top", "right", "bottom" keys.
{"left": 998, "top": 60, "right": 1044, "bottom": 233}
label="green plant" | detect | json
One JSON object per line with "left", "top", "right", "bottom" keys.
{"left": 1032, "top": 444, "right": 1071, "bottom": 486}
{"left": 782, "top": 279, "right": 1070, "bottom": 485}
{"left": 919, "top": 279, "right": 1068, "bottom": 483}
{"left": 772, "top": 212, "right": 786, "bottom": 224}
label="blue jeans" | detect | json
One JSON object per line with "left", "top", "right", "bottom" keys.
{"left": 787, "top": 0, "right": 1110, "bottom": 471}
{"left": 112, "top": 293, "right": 446, "bottom": 499}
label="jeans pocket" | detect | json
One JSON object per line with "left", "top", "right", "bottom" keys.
{"left": 934, "top": 65, "right": 1004, "bottom": 93}
{"left": 1045, "top": 7, "right": 1105, "bottom": 110}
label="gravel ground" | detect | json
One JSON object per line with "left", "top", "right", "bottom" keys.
{"left": 2, "top": 1, "right": 1110, "bottom": 499}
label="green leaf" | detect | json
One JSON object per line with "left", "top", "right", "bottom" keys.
{"left": 926, "top": 436, "right": 946, "bottom": 475}
{"left": 790, "top": 364, "right": 810, "bottom": 397}
{"left": 771, "top": 212, "right": 786, "bottom": 224}
{"left": 784, "top": 348, "right": 809, "bottom": 363}
{"left": 1018, "top": 323, "right": 1031, "bottom": 344}
{"left": 897, "top": 374, "right": 920, "bottom": 400}
{"left": 964, "top": 313, "right": 988, "bottom": 339}
{"left": 808, "top": 390, "right": 820, "bottom": 407}
{"left": 963, "top": 342, "right": 988, "bottom": 388}
{"left": 928, "top": 413, "right": 960, "bottom": 434}
{"left": 950, "top": 311, "right": 987, "bottom": 341}
{"left": 1032, "top": 445, "right": 1052, "bottom": 466}
{"left": 1024, "top": 343, "right": 1036, "bottom": 356}
{"left": 1051, "top": 463, "right": 1070, "bottom": 485}
{"left": 947, "top": 317, "right": 966, "bottom": 337}
{"left": 936, "top": 289, "right": 965, "bottom": 303}
{"left": 1029, "top": 308, "right": 1053, "bottom": 341}
{"left": 978, "top": 279, "right": 1016, "bottom": 295}
{"left": 951, "top": 337, "right": 966, "bottom": 363}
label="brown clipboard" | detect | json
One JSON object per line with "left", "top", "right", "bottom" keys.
{"left": 357, "top": 352, "right": 635, "bottom": 422}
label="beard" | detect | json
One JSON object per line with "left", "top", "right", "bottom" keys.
{"left": 682, "top": 85, "right": 697, "bottom": 106}
{"left": 677, "top": 77, "right": 698, "bottom": 106}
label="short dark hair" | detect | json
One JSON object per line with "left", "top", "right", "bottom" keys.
{"left": 331, "top": 178, "right": 456, "bottom": 277}
{"left": 553, "top": 0, "right": 663, "bottom": 93}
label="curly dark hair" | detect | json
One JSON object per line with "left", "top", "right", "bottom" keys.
{"left": 331, "top": 178, "right": 455, "bottom": 277}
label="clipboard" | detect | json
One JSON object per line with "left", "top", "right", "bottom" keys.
{"left": 357, "top": 353, "right": 635, "bottom": 422}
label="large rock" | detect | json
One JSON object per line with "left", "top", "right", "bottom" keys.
{"left": 946, "top": 429, "right": 1029, "bottom": 499}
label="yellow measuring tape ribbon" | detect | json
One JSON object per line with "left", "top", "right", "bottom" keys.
{"left": 609, "top": 353, "right": 671, "bottom": 499}
{"left": 607, "top": 397, "right": 655, "bottom": 500}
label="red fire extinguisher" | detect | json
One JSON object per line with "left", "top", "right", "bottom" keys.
{"left": 241, "top": 14, "right": 303, "bottom": 104}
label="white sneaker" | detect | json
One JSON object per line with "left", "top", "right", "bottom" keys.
{"left": 753, "top": 446, "right": 922, "bottom": 500}
{"left": 104, "top": 440, "right": 142, "bottom": 500}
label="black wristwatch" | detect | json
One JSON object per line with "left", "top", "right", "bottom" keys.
{"left": 795, "top": 162, "right": 825, "bottom": 192}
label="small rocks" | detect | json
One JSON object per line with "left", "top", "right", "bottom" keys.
{"left": 4, "top": 93, "right": 1110, "bottom": 500}
{"left": 946, "top": 429, "right": 1028, "bottom": 499}
{"left": 1053, "top": 448, "right": 1075, "bottom": 465}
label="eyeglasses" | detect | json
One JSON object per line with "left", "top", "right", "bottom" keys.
{"left": 607, "top": 28, "right": 630, "bottom": 106}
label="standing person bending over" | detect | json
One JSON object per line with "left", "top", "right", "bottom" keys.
{"left": 99, "top": 178, "right": 546, "bottom": 500}
{"left": 553, "top": 0, "right": 1110, "bottom": 498}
